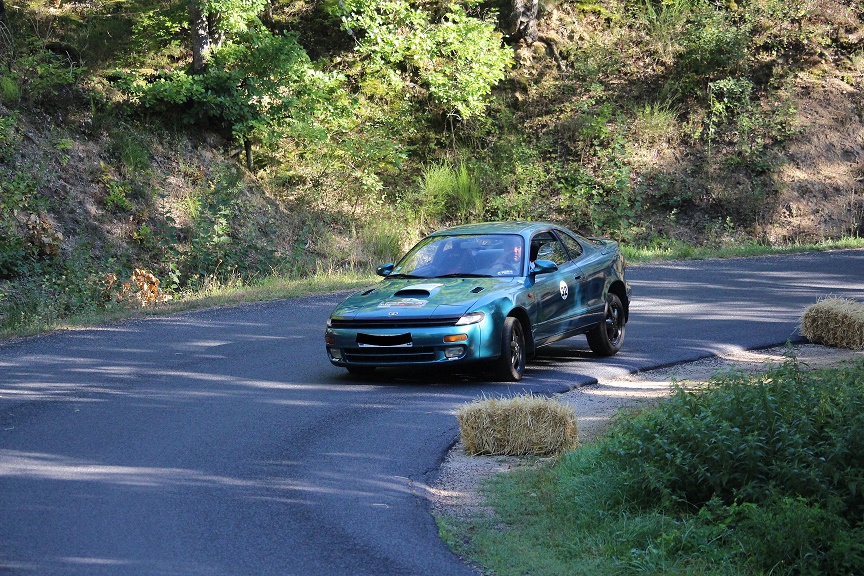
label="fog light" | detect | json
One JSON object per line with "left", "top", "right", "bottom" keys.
{"left": 444, "top": 346, "right": 465, "bottom": 359}
{"left": 325, "top": 336, "right": 336, "bottom": 345}
{"left": 330, "top": 348, "right": 343, "bottom": 360}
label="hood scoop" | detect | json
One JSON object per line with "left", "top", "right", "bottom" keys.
{"left": 393, "top": 288, "right": 431, "bottom": 298}
{"left": 390, "top": 282, "right": 443, "bottom": 299}
{"left": 470, "top": 286, "right": 485, "bottom": 294}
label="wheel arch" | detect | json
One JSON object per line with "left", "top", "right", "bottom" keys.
{"left": 506, "top": 306, "right": 535, "bottom": 356}
{"left": 608, "top": 280, "right": 629, "bottom": 323}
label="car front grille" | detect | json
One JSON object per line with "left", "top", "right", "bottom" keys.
{"left": 343, "top": 347, "right": 437, "bottom": 364}
{"left": 330, "top": 316, "right": 461, "bottom": 329}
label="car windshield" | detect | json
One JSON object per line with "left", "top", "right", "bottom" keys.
{"left": 391, "top": 234, "right": 525, "bottom": 278}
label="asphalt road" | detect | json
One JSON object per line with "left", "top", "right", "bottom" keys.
{"left": 1, "top": 249, "right": 863, "bottom": 575}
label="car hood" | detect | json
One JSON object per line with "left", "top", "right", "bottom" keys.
{"left": 332, "top": 277, "right": 519, "bottom": 321}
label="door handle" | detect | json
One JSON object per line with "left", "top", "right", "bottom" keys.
{"left": 574, "top": 274, "right": 583, "bottom": 280}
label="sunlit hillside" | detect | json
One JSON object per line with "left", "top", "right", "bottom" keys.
{"left": 0, "top": 0, "right": 862, "bottom": 332}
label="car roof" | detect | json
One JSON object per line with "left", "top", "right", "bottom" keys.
{"left": 429, "top": 221, "right": 561, "bottom": 237}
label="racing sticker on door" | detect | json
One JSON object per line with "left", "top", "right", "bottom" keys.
{"left": 559, "top": 280, "right": 569, "bottom": 300}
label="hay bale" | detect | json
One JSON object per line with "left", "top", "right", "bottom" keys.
{"left": 800, "top": 298, "right": 864, "bottom": 350}
{"left": 457, "top": 394, "right": 578, "bottom": 457}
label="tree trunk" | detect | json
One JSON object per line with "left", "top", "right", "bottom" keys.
{"left": 511, "top": 0, "right": 539, "bottom": 44}
{"left": 244, "top": 139, "right": 253, "bottom": 171}
{"left": 190, "top": 0, "right": 211, "bottom": 73}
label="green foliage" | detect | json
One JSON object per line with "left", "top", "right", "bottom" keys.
{"left": 0, "top": 76, "right": 21, "bottom": 104}
{"left": 130, "top": 8, "right": 187, "bottom": 62}
{"left": 359, "top": 219, "right": 405, "bottom": 265}
{"left": 117, "top": 26, "right": 347, "bottom": 147}
{"left": 0, "top": 244, "right": 116, "bottom": 333}
{"left": 450, "top": 358, "right": 864, "bottom": 575}
{"left": 606, "top": 361, "right": 864, "bottom": 522}
{"left": 0, "top": 114, "right": 18, "bottom": 162}
{"left": 109, "top": 129, "right": 151, "bottom": 175}
{"left": 705, "top": 77, "right": 754, "bottom": 154}
{"left": 174, "top": 168, "right": 278, "bottom": 285}
{"left": 104, "top": 181, "right": 134, "bottom": 212}
{"left": 203, "top": 0, "right": 269, "bottom": 34}
{"left": 340, "top": 0, "right": 512, "bottom": 121}
{"left": 9, "top": 47, "right": 82, "bottom": 101}
{"left": 417, "top": 162, "right": 483, "bottom": 223}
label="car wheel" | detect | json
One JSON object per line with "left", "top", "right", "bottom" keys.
{"left": 496, "top": 317, "right": 526, "bottom": 382}
{"left": 587, "top": 293, "right": 625, "bottom": 357}
{"left": 346, "top": 366, "right": 375, "bottom": 376}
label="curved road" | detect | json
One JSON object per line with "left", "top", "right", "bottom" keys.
{"left": 1, "top": 249, "right": 863, "bottom": 575}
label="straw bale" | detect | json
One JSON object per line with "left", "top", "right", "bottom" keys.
{"left": 457, "top": 395, "right": 579, "bottom": 457}
{"left": 800, "top": 298, "right": 864, "bottom": 350}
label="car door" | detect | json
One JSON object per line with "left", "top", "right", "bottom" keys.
{"left": 555, "top": 229, "right": 605, "bottom": 331}
{"left": 530, "top": 232, "right": 583, "bottom": 342}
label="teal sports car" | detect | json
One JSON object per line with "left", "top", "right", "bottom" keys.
{"left": 325, "top": 222, "right": 631, "bottom": 381}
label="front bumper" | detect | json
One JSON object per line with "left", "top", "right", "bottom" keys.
{"left": 325, "top": 322, "right": 488, "bottom": 368}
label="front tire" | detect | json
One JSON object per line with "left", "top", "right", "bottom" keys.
{"left": 587, "top": 293, "right": 625, "bottom": 356}
{"left": 496, "top": 317, "right": 526, "bottom": 381}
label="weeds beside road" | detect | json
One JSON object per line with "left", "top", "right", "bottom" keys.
{"left": 435, "top": 345, "right": 864, "bottom": 576}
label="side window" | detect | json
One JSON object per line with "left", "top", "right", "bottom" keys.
{"left": 529, "top": 232, "right": 569, "bottom": 266}
{"left": 556, "top": 230, "right": 584, "bottom": 261}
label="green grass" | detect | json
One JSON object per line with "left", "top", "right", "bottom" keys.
{"left": 0, "top": 269, "right": 376, "bottom": 341}
{"left": 623, "top": 236, "right": 864, "bottom": 264}
{"left": 441, "top": 357, "right": 864, "bottom": 575}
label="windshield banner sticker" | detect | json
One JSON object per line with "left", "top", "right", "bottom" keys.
{"left": 379, "top": 298, "right": 427, "bottom": 308}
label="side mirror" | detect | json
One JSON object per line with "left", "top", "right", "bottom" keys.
{"left": 531, "top": 259, "right": 558, "bottom": 275}
{"left": 376, "top": 263, "right": 395, "bottom": 277}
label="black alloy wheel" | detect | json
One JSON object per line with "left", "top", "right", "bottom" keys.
{"left": 587, "top": 293, "right": 625, "bottom": 356}
{"left": 496, "top": 316, "right": 526, "bottom": 381}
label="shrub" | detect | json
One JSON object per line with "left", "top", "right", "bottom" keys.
{"left": 457, "top": 394, "right": 579, "bottom": 456}
{"left": 602, "top": 358, "right": 864, "bottom": 525}
{"left": 800, "top": 298, "right": 864, "bottom": 350}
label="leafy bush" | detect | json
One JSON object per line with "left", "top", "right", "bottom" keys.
{"left": 339, "top": 0, "right": 512, "bottom": 121}
{"left": 0, "top": 76, "right": 20, "bottom": 104}
{"left": 116, "top": 26, "right": 347, "bottom": 150}
{"left": 0, "top": 245, "right": 117, "bottom": 333}
{"left": 604, "top": 358, "right": 864, "bottom": 529}
{"left": 173, "top": 168, "right": 278, "bottom": 285}
{"left": 10, "top": 47, "right": 82, "bottom": 102}
{"left": 461, "top": 359, "right": 864, "bottom": 575}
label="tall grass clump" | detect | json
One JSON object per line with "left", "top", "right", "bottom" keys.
{"left": 419, "top": 162, "right": 483, "bottom": 223}
{"left": 457, "top": 359, "right": 864, "bottom": 575}
{"left": 359, "top": 219, "right": 406, "bottom": 266}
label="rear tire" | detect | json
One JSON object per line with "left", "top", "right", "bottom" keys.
{"left": 587, "top": 293, "right": 625, "bottom": 356}
{"left": 496, "top": 317, "right": 526, "bottom": 381}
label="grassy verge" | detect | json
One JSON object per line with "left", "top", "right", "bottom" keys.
{"left": 2, "top": 236, "right": 863, "bottom": 341}
{"left": 623, "top": 237, "right": 864, "bottom": 264}
{"left": 441, "top": 358, "right": 864, "bottom": 576}
{"left": 0, "top": 270, "right": 376, "bottom": 341}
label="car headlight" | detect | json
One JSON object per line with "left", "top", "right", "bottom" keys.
{"left": 456, "top": 312, "right": 485, "bottom": 326}
{"left": 326, "top": 317, "right": 332, "bottom": 327}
